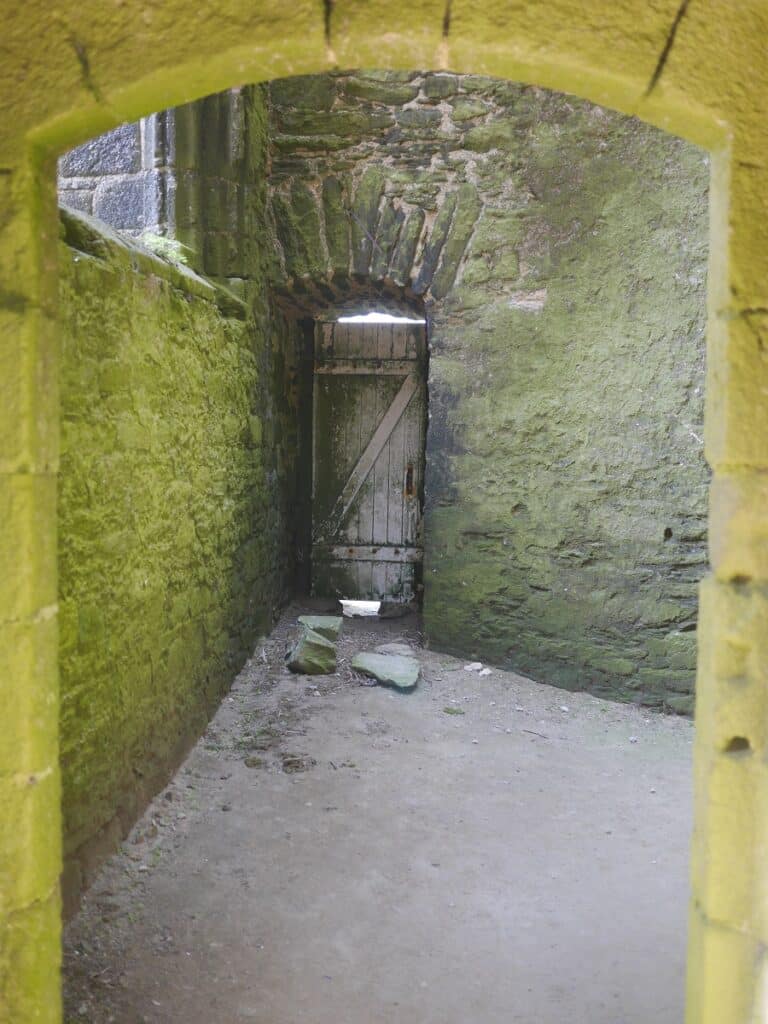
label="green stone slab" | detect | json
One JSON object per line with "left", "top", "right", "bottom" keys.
{"left": 286, "top": 627, "right": 337, "bottom": 675}
{"left": 352, "top": 652, "right": 420, "bottom": 692}
{"left": 297, "top": 615, "right": 343, "bottom": 641}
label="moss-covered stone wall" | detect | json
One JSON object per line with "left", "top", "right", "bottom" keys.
{"left": 56, "top": 72, "right": 709, "bottom": 716}
{"left": 57, "top": 206, "right": 302, "bottom": 908}
{"left": 266, "top": 72, "right": 709, "bottom": 712}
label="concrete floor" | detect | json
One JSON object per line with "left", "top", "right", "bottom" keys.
{"left": 64, "top": 606, "right": 694, "bottom": 1024}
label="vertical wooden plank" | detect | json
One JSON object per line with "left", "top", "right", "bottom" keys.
{"left": 373, "top": 431, "right": 391, "bottom": 548}
{"left": 360, "top": 559, "right": 372, "bottom": 599}
{"left": 347, "top": 376, "right": 358, "bottom": 545}
{"left": 345, "top": 324, "right": 362, "bottom": 359}
{"left": 372, "top": 560, "right": 388, "bottom": 599}
{"left": 324, "top": 370, "right": 343, "bottom": 537}
{"left": 334, "top": 322, "right": 347, "bottom": 358}
{"left": 367, "top": 373, "right": 382, "bottom": 547}
{"left": 388, "top": 323, "right": 396, "bottom": 360}
{"left": 369, "top": 374, "right": 397, "bottom": 548}
{"left": 372, "top": 376, "right": 382, "bottom": 547}
{"left": 396, "top": 327, "right": 404, "bottom": 360}
{"left": 404, "top": 322, "right": 415, "bottom": 360}
{"left": 341, "top": 323, "right": 354, "bottom": 358}
{"left": 371, "top": 370, "right": 389, "bottom": 543}
{"left": 370, "top": 373, "right": 381, "bottom": 547}
{"left": 355, "top": 379, "right": 376, "bottom": 546}
{"left": 352, "top": 326, "right": 361, "bottom": 358}
{"left": 341, "top": 374, "right": 361, "bottom": 545}
{"left": 365, "top": 325, "right": 379, "bottom": 358}
{"left": 386, "top": 412, "right": 406, "bottom": 546}
{"left": 354, "top": 378, "right": 366, "bottom": 544}
{"left": 351, "top": 368, "right": 379, "bottom": 547}
{"left": 376, "top": 322, "right": 392, "bottom": 360}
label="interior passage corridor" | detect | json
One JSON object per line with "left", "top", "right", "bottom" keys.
{"left": 64, "top": 606, "right": 694, "bottom": 1024}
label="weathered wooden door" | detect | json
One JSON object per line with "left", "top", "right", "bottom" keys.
{"left": 311, "top": 320, "right": 427, "bottom": 602}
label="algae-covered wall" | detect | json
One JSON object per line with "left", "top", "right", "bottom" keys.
{"left": 265, "top": 72, "right": 709, "bottom": 712}
{"left": 57, "top": 72, "right": 709, "bottom": 712}
{"left": 57, "top": 207, "right": 302, "bottom": 906}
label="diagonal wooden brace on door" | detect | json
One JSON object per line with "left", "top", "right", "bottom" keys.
{"left": 315, "top": 372, "right": 420, "bottom": 543}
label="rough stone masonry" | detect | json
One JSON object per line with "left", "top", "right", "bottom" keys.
{"left": 264, "top": 72, "right": 709, "bottom": 714}
{"left": 58, "top": 72, "right": 709, "bottom": 720}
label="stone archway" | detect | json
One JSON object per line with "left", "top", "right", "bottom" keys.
{"left": 2, "top": 4, "right": 767, "bottom": 1023}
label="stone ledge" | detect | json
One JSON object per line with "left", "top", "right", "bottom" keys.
{"left": 59, "top": 206, "right": 247, "bottom": 320}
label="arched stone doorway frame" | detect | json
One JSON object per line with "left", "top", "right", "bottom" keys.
{"left": 2, "top": 3, "right": 765, "bottom": 1021}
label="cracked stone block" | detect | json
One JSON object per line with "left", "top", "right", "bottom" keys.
{"left": 286, "top": 627, "right": 337, "bottom": 675}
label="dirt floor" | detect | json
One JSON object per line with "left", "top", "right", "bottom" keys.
{"left": 63, "top": 604, "right": 694, "bottom": 1024}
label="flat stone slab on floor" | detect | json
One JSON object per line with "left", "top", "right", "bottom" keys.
{"left": 286, "top": 626, "right": 336, "bottom": 674}
{"left": 375, "top": 642, "right": 415, "bottom": 656}
{"left": 63, "top": 604, "right": 694, "bottom": 1024}
{"left": 297, "top": 614, "right": 343, "bottom": 640}
{"left": 352, "top": 651, "right": 420, "bottom": 691}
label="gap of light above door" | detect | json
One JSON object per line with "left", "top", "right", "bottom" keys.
{"left": 336, "top": 311, "right": 426, "bottom": 324}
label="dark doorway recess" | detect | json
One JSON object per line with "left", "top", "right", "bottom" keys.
{"left": 311, "top": 317, "right": 427, "bottom": 605}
